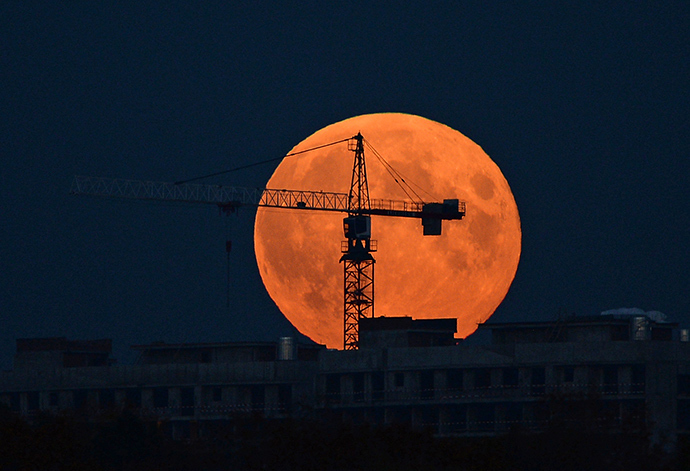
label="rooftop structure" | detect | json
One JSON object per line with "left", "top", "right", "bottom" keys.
{"left": 483, "top": 314, "right": 677, "bottom": 344}
{"left": 14, "top": 337, "right": 113, "bottom": 370}
{"left": 359, "top": 316, "right": 457, "bottom": 348}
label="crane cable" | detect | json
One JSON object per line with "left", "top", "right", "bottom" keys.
{"left": 175, "top": 135, "right": 438, "bottom": 205}
{"left": 363, "top": 138, "right": 437, "bottom": 203}
{"left": 174, "top": 138, "right": 351, "bottom": 185}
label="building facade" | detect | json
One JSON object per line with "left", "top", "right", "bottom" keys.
{"left": 2, "top": 314, "right": 689, "bottom": 446}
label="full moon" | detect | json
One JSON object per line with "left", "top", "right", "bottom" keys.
{"left": 254, "top": 113, "right": 521, "bottom": 348}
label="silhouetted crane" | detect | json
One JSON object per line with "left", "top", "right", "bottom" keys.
{"left": 72, "top": 133, "right": 465, "bottom": 349}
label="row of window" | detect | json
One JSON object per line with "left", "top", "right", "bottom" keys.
{"left": 326, "top": 399, "right": 647, "bottom": 434}
{"left": 0, "top": 384, "right": 293, "bottom": 415}
{"left": 322, "top": 364, "right": 647, "bottom": 404}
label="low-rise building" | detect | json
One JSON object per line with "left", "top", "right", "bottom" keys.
{"left": 1, "top": 313, "right": 689, "bottom": 446}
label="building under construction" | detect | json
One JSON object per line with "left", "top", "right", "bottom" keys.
{"left": 1, "top": 312, "right": 690, "bottom": 449}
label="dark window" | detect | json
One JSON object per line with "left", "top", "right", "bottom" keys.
{"left": 353, "top": 373, "right": 365, "bottom": 403}
{"left": 388, "top": 406, "right": 411, "bottom": 424}
{"left": 297, "top": 347, "right": 319, "bottom": 361}
{"left": 611, "top": 325, "right": 629, "bottom": 341}
{"left": 394, "top": 372, "right": 405, "bottom": 388}
{"left": 447, "top": 404, "right": 467, "bottom": 432}
{"left": 601, "top": 400, "right": 619, "bottom": 424}
{"left": 201, "top": 350, "right": 212, "bottom": 363}
{"left": 447, "top": 369, "right": 463, "bottom": 391}
{"left": 99, "top": 389, "right": 115, "bottom": 409}
{"left": 10, "top": 393, "right": 20, "bottom": 411}
{"left": 504, "top": 402, "right": 522, "bottom": 425}
{"left": 651, "top": 327, "right": 672, "bottom": 341}
{"left": 632, "top": 365, "right": 646, "bottom": 394}
{"left": 347, "top": 408, "right": 365, "bottom": 424}
{"left": 603, "top": 366, "right": 619, "bottom": 394}
{"left": 621, "top": 399, "right": 645, "bottom": 425}
{"left": 474, "top": 368, "right": 491, "bottom": 389}
{"left": 181, "top": 388, "right": 195, "bottom": 409}
{"left": 473, "top": 404, "right": 494, "bottom": 431}
{"left": 532, "top": 401, "right": 549, "bottom": 424}
{"left": 250, "top": 386, "right": 264, "bottom": 411}
{"left": 27, "top": 392, "right": 39, "bottom": 411}
{"left": 49, "top": 392, "right": 59, "bottom": 407}
{"left": 73, "top": 390, "right": 87, "bottom": 409}
{"left": 278, "top": 384, "right": 292, "bottom": 411}
{"left": 173, "top": 421, "right": 190, "bottom": 440}
{"left": 126, "top": 388, "right": 141, "bottom": 408}
{"left": 588, "top": 366, "right": 602, "bottom": 388}
{"left": 679, "top": 400, "right": 690, "bottom": 431}
{"left": 678, "top": 374, "right": 690, "bottom": 396}
{"left": 372, "top": 372, "right": 384, "bottom": 402}
{"left": 212, "top": 387, "right": 222, "bottom": 402}
{"left": 562, "top": 366, "right": 575, "bottom": 383}
{"left": 419, "top": 406, "right": 438, "bottom": 428}
{"left": 531, "top": 368, "right": 545, "bottom": 395}
{"left": 256, "top": 347, "right": 275, "bottom": 361}
{"left": 326, "top": 374, "right": 341, "bottom": 401}
{"left": 503, "top": 368, "right": 519, "bottom": 388}
{"left": 420, "top": 370, "right": 434, "bottom": 400}
{"left": 153, "top": 388, "right": 169, "bottom": 408}
{"left": 370, "top": 406, "right": 384, "bottom": 424}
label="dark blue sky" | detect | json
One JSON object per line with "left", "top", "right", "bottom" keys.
{"left": 2, "top": 2, "right": 689, "bottom": 367}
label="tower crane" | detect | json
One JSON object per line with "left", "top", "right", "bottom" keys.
{"left": 72, "top": 133, "right": 465, "bottom": 349}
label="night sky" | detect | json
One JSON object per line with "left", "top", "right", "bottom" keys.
{"left": 2, "top": 2, "right": 689, "bottom": 368}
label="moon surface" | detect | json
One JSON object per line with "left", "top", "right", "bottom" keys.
{"left": 254, "top": 113, "right": 521, "bottom": 348}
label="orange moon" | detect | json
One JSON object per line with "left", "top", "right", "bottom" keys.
{"left": 254, "top": 113, "right": 521, "bottom": 348}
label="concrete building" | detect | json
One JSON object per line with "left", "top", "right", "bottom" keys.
{"left": 1, "top": 313, "right": 689, "bottom": 446}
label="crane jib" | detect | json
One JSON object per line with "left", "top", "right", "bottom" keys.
{"left": 71, "top": 176, "right": 465, "bottom": 221}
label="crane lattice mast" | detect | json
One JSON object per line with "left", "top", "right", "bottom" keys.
{"left": 340, "top": 133, "right": 375, "bottom": 350}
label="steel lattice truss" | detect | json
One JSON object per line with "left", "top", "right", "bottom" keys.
{"left": 343, "top": 259, "right": 374, "bottom": 350}
{"left": 71, "top": 175, "right": 459, "bottom": 218}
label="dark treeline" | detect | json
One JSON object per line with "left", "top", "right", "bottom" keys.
{"left": 0, "top": 404, "right": 687, "bottom": 471}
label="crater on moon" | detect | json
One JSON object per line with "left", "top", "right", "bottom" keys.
{"left": 471, "top": 173, "right": 496, "bottom": 200}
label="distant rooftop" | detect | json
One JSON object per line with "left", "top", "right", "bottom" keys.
{"left": 17, "top": 337, "right": 111, "bottom": 353}
{"left": 479, "top": 313, "right": 679, "bottom": 344}
{"left": 132, "top": 339, "right": 325, "bottom": 364}
{"left": 359, "top": 316, "right": 457, "bottom": 348}
{"left": 15, "top": 337, "right": 113, "bottom": 369}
